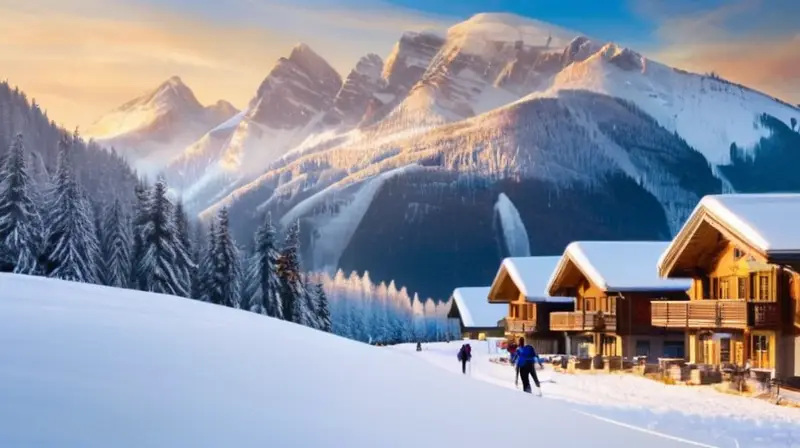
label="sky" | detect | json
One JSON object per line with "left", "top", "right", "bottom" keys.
{"left": 1, "top": 0, "right": 797, "bottom": 130}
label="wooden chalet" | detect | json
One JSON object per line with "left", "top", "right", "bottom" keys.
{"left": 655, "top": 194, "right": 800, "bottom": 380}
{"left": 546, "top": 241, "right": 691, "bottom": 360}
{"left": 447, "top": 287, "right": 506, "bottom": 340}
{"left": 487, "top": 257, "right": 573, "bottom": 353}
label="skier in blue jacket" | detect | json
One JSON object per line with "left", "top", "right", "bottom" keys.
{"left": 515, "top": 337, "right": 543, "bottom": 395}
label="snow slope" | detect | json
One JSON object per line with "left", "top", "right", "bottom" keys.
{"left": 398, "top": 341, "right": 800, "bottom": 448}
{"left": 1, "top": 273, "right": 694, "bottom": 447}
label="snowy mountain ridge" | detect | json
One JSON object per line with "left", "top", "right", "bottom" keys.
{"left": 84, "top": 12, "right": 800, "bottom": 298}
{"left": 85, "top": 76, "right": 238, "bottom": 176}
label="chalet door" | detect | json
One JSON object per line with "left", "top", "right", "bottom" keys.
{"left": 702, "top": 339, "right": 717, "bottom": 365}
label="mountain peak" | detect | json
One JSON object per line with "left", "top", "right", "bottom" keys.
{"left": 162, "top": 75, "right": 185, "bottom": 87}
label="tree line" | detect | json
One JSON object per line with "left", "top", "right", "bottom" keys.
{"left": 0, "top": 132, "right": 456, "bottom": 343}
{"left": 0, "top": 132, "right": 331, "bottom": 331}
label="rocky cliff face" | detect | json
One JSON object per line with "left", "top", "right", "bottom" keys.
{"left": 248, "top": 43, "right": 343, "bottom": 129}
{"left": 322, "top": 54, "right": 386, "bottom": 128}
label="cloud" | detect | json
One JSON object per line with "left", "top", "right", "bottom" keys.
{"left": 0, "top": 0, "right": 452, "bottom": 130}
{"left": 633, "top": 0, "right": 800, "bottom": 104}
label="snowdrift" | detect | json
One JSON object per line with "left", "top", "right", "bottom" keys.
{"left": 1, "top": 273, "right": 693, "bottom": 446}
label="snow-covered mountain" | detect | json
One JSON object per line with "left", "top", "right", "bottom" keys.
{"left": 85, "top": 76, "right": 238, "bottom": 176}
{"left": 85, "top": 13, "right": 800, "bottom": 298}
{"left": 162, "top": 44, "right": 345, "bottom": 206}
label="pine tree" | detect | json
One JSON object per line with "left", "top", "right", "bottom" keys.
{"left": 276, "top": 220, "right": 305, "bottom": 323}
{"left": 190, "top": 221, "right": 206, "bottom": 299}
{"left": 246, "top": 214, "right": 283, "bottom": 318}
{"left": 0, "top": 133, "right": 42, "bottom": 274}
{"left": 130, "top": 181, "right": 149, "bottom": 290}
{"left": 137, "top": 178, "right": 191, "bottom": 296}
{"left": 172, "top": 200, "right": 195, "bottom": 298}
{"left": 313, "top": 282, "right": 332, "bottom": 332}
{"left": 40, "top": 136, "right": 100, "bottom": 283}
{"left": 296, "top": 274, "right": 316, "bottom": 327}
{"left": 208, "top": 208, "right": 241, "bottom": 307}
{"left": 195, "top": 221, "right": 216, "bottom": 302}
{"left": 101, "top": 199, "right": 131, "bottom": 288}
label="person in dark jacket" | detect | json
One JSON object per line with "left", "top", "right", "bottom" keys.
{"left": 515, "top": 337, "right": 543, "bottom": 395}
{"left": 457, "top": 343, "right": 472, "bottom": 374}
{"left": 510, "top": 337, "right": 524, "bottom": 386}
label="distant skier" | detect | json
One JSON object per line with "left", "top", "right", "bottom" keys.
{"left": 515, "top": 337, "right": 543, "bottom": 396}
{"left": 457, "top": 343, "right": 472, "bottom": 374}
{"left": 416, "top": 342, "right": 422, "bottom": 352}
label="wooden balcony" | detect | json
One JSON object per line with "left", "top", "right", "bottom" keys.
{"left": 550, "top": 311, "right": 617, "bottom": 332}
{"left": 506, "top": 319, "right": 538, "bottom": 333}
{"left": 651, "top": 300, "right": 780, "bottom": 330}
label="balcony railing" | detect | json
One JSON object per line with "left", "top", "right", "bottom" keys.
{"left": 550, "top": 311, "right": 617, "bottom": 332}
{"left": 651, "top": 300, "right": 780, "bottom": 329}
{"left": 505, "top": 319, "right": 538, "bottom": 333}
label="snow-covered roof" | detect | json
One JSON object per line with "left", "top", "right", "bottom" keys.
{"left": 450, "top": 287, "right": 505, "bottom": 328}
{"left": 499, "top": 257, "right": 574, "bottom": 303}
{"left": 549, "top": 241, "right": 691, "bottom": 293}
{"left": 659, "top": 194, "right": 800, "bottom": 272}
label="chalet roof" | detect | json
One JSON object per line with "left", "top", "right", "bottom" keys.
{"left": 449, "top": 287, "right": 505, "bottom": 328}
{"left": 497, "top": 257, "right": 574, "bottom": 303}
{"left": 548, "top": 241, "right": 692, "bottom": 294}
{"left": 658, "top": 194, "right": 800, "bottom": 276}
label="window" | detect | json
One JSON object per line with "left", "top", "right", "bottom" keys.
{"left": 712, "top": 278, "right": 719, "bottom": 299}
{"left": 663, "top": 341, "right": 685, "bottom": 359}
{"left": 751, "top": 334, "right": 771, "bottom": 369}
{"left": 719, "top": 278, "right": 730, "bottom": 300}
{"left": 758, "top": 274, "right": 770, "bottom": 301}
{"left": 733, "top": 248, "right": 744, "bottom": 260}
{"left": 602, "top": 336, "right": 617, "bottom": 356}
{"left": 635, "top": 339, "right": 651, "bottom": 357}
{"left": 738, "top": 277, "right": 746, "bottom": 300}
{"left": 585, "top": 298, "right": 596, "bottom": 311}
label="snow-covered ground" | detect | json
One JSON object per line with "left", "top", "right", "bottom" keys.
{"left": 395, "top": 340, "right": 800, "bottom": 448}
{"left": 0, "top": 273, "right": 709, "bottom": 447}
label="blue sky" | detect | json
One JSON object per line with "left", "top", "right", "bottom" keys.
{"left": 1, "top": 0, "right": 797, "bottom": 129}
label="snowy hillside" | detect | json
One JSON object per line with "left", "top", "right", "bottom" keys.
{"left": 85, "top": 76, "right": 238, "bottom": 176}
{"left": 399, "top": 341, "right": 800, "bottom": 448}
{"left": 0, "top": 273, "right": 689, "bottom": 447}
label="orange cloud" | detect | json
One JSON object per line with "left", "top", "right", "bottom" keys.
{"left": 637, "top": 0, "right": 800, "bottom": 105}
{"left": 0, "top": 0, "right": 449, "bottom": 130}
{"left": 655, "top": 36, "right": 800, "bottom": 105}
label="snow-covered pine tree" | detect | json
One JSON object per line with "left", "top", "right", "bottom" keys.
{"left": 195, "top": 221, "right": 216, "bottom": 302}
{"left": 208, "top": 207, "right": 241, "bottom": 307}
{"left": 172, "top": 200, "right": 195, "bottom": 298}
{"left": 297, "top": 274, "right": 317, "bottom": 328}
{"left": 246, "top": 214, "right": 283, "bottom": 318}
{"left": 100, "top": 199, "right": 131, "bottom": 288}
{"left": 189, "top": 221, "right": 206, "bottom": 299}
{"left": 130, "top": 181, "right": 149, "bottom": 290}
{"left": 276, "top": 220, "right": 305, "bottom": 323}
{"left": 0, "top": 133, "right": 42, "bottom": 274}
{"left": 40, "top": 136, "right": 101, "bottom": 283}
{"left": 136, "top": 177, "right": 190, "bottom": 296}
{"left": 313, "top": 282, "right": 332, "bottom": 332}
